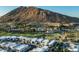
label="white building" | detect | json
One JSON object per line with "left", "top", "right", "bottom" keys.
{"left": 0, "top": 36, "right": 7, "bottom": 41}
{"left": 4, "top": 42, "right": 17, "bottom": 48}
{"left": 0, "top": 42, "right": 7, "bottom": 48}
{"left": 42, "top": 39, "right": 49, "bottom": 46}
{"left": 14, "top": 44, "right": 31, "bottom": 52}
{"left": 0, "top": 36, "right": 18, "bottom": 41}
{"left": 75, "top": 26, "right": 79, "bottom": 31}
{"left": 36, "top": 38, "right": 44, "bottom": 44}
{"left": 0, "top": 49, "right": 7, "bottom": 52}
{"left": 31, "top": 38, "right": 38, "bottom": 44}
{"left": 68, "top": 43, "right": 79, "bottom": 52}
{"left": 31, "top": 46, "right": 49, "bottom": 52}
{"left": 48, "top": 40, "right": 57, "bottom": 46}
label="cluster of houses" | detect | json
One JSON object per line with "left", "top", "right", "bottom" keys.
{"left": 0, "top": 36, "right": 79, "bottom": 52}
{"left": 2, "top": 22, "right": 74, "bottom": 33}
{"left": 0, "top": 42, "right": 37, "bottom": 52}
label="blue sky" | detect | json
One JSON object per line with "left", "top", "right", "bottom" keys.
{"left": 0, "top": 6, "right": 79, "bottom": 17}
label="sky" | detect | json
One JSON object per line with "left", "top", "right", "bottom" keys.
{"left": 0, "top": 6, "right": 79, "bottom": 17}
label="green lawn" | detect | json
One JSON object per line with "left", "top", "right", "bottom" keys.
{"left": 0, "top": 31, "right": 79, "bottom": 41}
{"left": 0, "top": 31, "right": 46, "bottom": 37}
{"left": 0, "top": 31, "right": 61, "bottom": 40}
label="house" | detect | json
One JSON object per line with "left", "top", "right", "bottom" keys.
{"left": 31, "top": 46, "right": 49, "bottom": 52}
{"left": 18, "top": 36, "right": 32, "bottom": 44}
{"left": 36, "top": 38, "right": 44, "bottom": 44}
{"left": 48, "top": 40, "right": 57, "bottom": 46}
{"left": 18, "top": 36, "right": 26, "bottom": 43}
{"left": 4, "top": 42, "right": 16, "bottom": 48}
{"left": 62, "top": 42, "right": 70, "bottom": 48}
{"left": 0, "top": 48, "right": 7, "bottom": 52}
{"left": 0, "top": 42, "right": 8, "bottom": 48}
{"left": 14, "top": 44, "right": 32, "bottom": 52}
{"left": 4, "top": 42, "right": 12, "bottom": 48}
{"left": 36, "top": 27, "right": 45, "bottom": 32}
{"left": 42, "top": 39, "right": 49, "bottom": 46}
{"left": 0, "top": 36, "right": 17, "bottom": 41}
{"left": 45, "top": 28, "right": 54, "bottom": 34}
{"left": 41, "top": 46, "right": 49, "bottom": 52}
{"left": 4, "top": 42, "right": 16, "bottom": 51}
{"left": 9, "top": 28, "right": 24, "bottom": 33}
{"left": 5, "top": 36, "right": 18, "bottom": 42}
{"left": 31, "top": 38, "right": 38, "bottom": 44}
{"left": 0, "top": 36, "right": 7, "bottom": 41}
{"left": 75, "top": 26, "right": 79, "bottom": 31}
{"left": 7, "top": 43, "right": 17, "bottom": 51}
{"left": 68, "top": 43, "right": 79, "bottom": 52}
{"left": 23, "top": 37, "right": 31, "bottom": 44}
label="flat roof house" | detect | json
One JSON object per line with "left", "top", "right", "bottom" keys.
{"left": 14, "top": 44, "right": 31, "bottom": 52}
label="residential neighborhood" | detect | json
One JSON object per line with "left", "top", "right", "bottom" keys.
{"left": 0, "top": 6, "right": 79, "bottom": 52}
{"left": 0, "top": 35, "right": 78, "bottom": 52}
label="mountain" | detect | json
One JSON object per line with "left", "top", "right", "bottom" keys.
{"left": 0, "top": 6, "right": 79, "bottom": 32}
{"left": 0, "top": 6, "right": 79, "bottom": 24}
